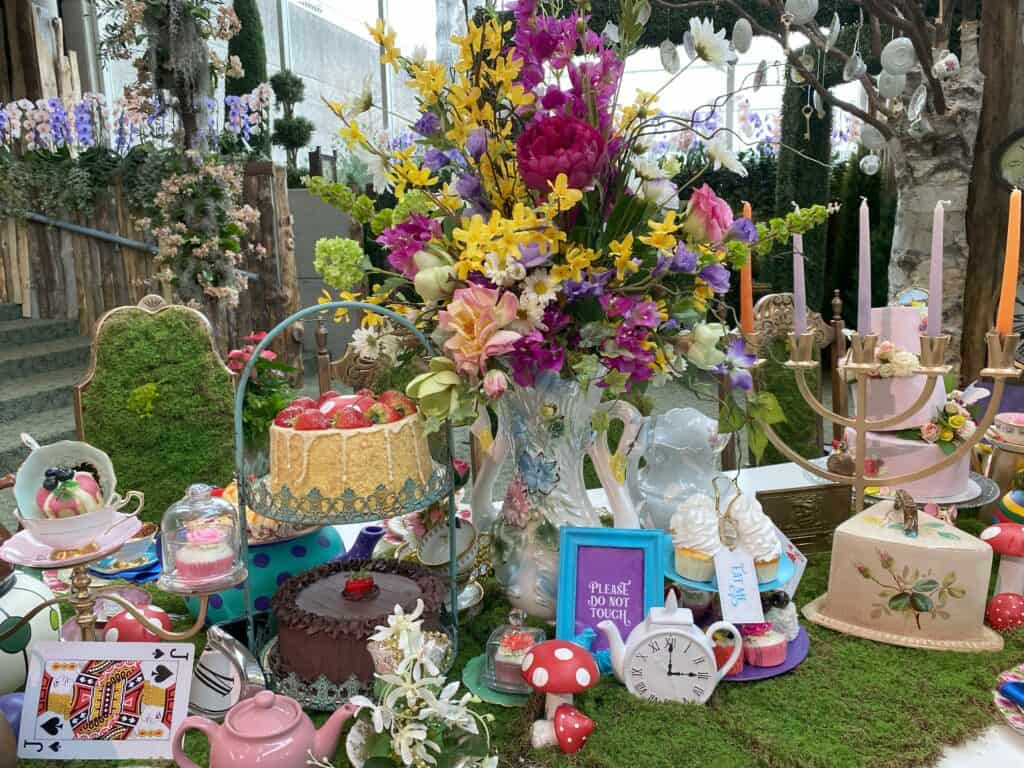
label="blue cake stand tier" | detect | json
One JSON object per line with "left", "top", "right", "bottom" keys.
{"left": 661, "top": 533, "right": 795, "bottom": 593}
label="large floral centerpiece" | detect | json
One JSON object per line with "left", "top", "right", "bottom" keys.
{"left": 310, "top": 2, "right": 827, "bottom": 615}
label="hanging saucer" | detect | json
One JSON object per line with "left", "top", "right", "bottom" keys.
{"left": 860, "top": 123, "right": 886, "bottom": 151}
{"left": 825, "top": 13, "right": 841, "bottom": 50}
{"left": 859, "top": 154, "right": 881, "bottom": 176}
{"left": 733, "top": 18, "right": 753, "bottom": 54}
{"left": 881, "top": 37, "right": 917, "bottom": 75}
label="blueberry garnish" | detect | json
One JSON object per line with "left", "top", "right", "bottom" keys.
{"left": 42, "top": 477, "right": 58, "bottom": 491}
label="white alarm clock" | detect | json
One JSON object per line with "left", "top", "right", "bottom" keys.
{"left": 598, "top": 592, "right": 741, "bottom": 704}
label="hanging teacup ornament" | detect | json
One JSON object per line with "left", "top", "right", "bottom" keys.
{"left": 732, "top": 18, "right": 753, "bottom": 54}
{"left": 859, "top": 154, "right": 881, "bottom": 176}
{"left": 753, "top": 60, "right": 768, "bottom": 91}
{"left": 784, "top": 0, "right": 819, "bottom": 26}
{"left": 683, "top": 30, "right": 696, "bottom": 61}
{"left": 790, "top": 54, "right": 814, "bottom": 84}
{"left": 907, "top": 84, "right": 928, "bottom": 122}
{"left": 825, "top": 13, "right": 841, "bottom": 51}
{"left": 860, "top": 123, "right": 886, "bottom": 151}
{"left": 660, "top": 39, "right": 680, "bottom": 73}
{"left": 877, "top": 71, "right": 907, "bottom": 99}
{"left": 843, "top": 50, "right": 867, "bottom": 82}
{"left": 880, "top": 37, "right": 917, "bottom": 75}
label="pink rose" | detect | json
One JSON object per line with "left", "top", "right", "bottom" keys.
{"left": 683, "top": 184, "right": 734, "bottom": 243}
{"left": 877, "top": 341, "right": 896, "bottom": 358}
{"left": 439, "top": 286, "right": 522, "bottom": 378}
{"left": 483, "top": 369, "right": 509, "bottom": 399}
{"left": 921, "top": 422, "right": 941, "bottom": 443}
{"left": 515, "top": 114, "right": 606, "bottom": 192}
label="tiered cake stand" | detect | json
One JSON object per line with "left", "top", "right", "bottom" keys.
{"left": 232, "top": 302, "right": 460, "bottom": 709}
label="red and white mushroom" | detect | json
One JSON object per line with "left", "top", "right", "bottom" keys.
{"left": 986, "top": 593, "right": 1024, "bottom": 632}
{"left": 104, "top": 605, "right": 171, "bottom": 642}
{"left": 979, "top": 523, "right": 1024, "bottom": 594}
{"left": 520, "top": 639, "right": 598, "bottom": 752}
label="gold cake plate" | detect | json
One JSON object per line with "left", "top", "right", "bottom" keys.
{"left": 802, "top": 593, "right": 1005, "bottom": 652}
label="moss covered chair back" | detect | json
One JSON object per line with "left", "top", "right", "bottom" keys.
{"left": 723, "top": 291, "right": 848, "bottom": 468}
{"left": 74, "top": 296, "right": 236, "bottom": 523}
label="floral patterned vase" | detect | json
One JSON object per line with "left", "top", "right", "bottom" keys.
{"left": 471, "top": 371, "right": 643, "bottom": 620}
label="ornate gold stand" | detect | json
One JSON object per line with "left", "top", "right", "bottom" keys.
{"left": 0, "top": 560, "right": 209, "bottom": 643}
{"left": 745, "top": 329, "right": 1020, "bottom": 514}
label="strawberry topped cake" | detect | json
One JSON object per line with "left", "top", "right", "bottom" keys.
{"left": 268, "top": 388, "right": 433, "bottom": 501}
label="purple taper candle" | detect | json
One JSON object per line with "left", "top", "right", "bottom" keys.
{"left": 793, "top": 233, "right": 807, "bottom": 335}
{"left": 858, "top": 197, "right": 872, "bottom": 334}
{"left": 927, "top": 200, "right": 946, "bottom": 336}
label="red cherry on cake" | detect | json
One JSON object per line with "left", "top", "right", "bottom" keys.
{"left": 316, "top": 390, "right": 342, "bottom": 407}
{"left": 334, "top": 407, "right": 371, "bottom": 429}
{"left": 293, "top": 409, "right": 331, "bottom": 430}
{"left": 343, "top": 574, "right": 375, "bottom": 597}
{"left": 289, "top": 396, "right": 317, "bottom": 410}
{"left": 379, "top": 390, "right": 417, "bottom": 416}
{"left": 274, "top": 405, "right": 304, "bottom": 427}
{"left": 367, "top": 402, "right": 400, "bottom": 424}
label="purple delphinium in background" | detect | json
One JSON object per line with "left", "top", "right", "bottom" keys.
{"left": 508, "top": 331, "right": 565, "bottom": 387}
{"left": 72, "top": 99, "right": 94, "bottom": 148}
{"left": 376, "top": 214, "right": 441, "bottom": 278}
{"left": 727, "top": 217, "right": 758, "bottom": 244}
{"left": 714, "top": 338, "right": 755, "bottom": 391}
{"left": 466, "top": 127, "right": 487, "bottom": 160}
{"left": 46, "top": 98, "right": 70, "bottom": 147}
{"left": 413, "top": 111, "right": 440, "bottom": 136}
{"left": 0, "top": 109, "right": 9, "bottom": 145}
{"left": 698, "top": 263, "right": 731, "bottom": 294}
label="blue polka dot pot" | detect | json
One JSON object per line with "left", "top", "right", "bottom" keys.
{"left": 185, "top": 527, "right": 344, "bottom": 623}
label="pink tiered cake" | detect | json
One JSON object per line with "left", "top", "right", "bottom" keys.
{"left": 847, "top": 306, "right": 970, "bottom": 501}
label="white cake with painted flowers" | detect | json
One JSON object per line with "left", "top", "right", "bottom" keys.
{"left": 844, "top": 305, "right": 974, "bottom": 502}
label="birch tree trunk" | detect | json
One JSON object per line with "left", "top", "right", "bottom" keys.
{"left": 887, "top": 23, "right": 984, "bottom": 376}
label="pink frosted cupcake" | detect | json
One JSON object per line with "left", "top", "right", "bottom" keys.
{"left": 741, "top": 623, "right": 787, "bottom": 667}
{"left": 176, "top": 528, "right": 234, "bottom": 580}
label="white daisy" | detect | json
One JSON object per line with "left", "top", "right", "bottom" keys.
{"left": 688, "top": 17, "right": 732, "bottom": 70}
{"left": 706, "top": 134, "right": 748, "bottom": 177}
{"left": 517, "top": 294, "right": 547, "bottom": 328}
{"left": 523, "top": 269, "right": 557, "bottom": 306}
{"left": 482, "top": 251, "right": 525, "bottom": 287}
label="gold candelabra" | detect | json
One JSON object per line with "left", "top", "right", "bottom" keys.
{"left": 745, "top": 329, "right": 1020, "bottom": 513}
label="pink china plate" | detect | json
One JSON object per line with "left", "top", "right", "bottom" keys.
{"left": 0, "top": 515, "right": 141, "bottom": 568}
{"left": 994, "top": 663, "right": 1024, "bottom": 735}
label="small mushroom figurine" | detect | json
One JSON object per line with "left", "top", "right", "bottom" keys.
{"left": 980, "top": 523, "right": 1024, "bottom": 594}
{"left": 986, "top": 593, "right": 1024, "bottom": 632}
{"left": 104, "top": 605, "right": 172, "bottom": 642}
{"left": 520, "top": 639, "right": 598, "bottom": 753}
{"left": 894, "top": 490, "right": 918, "bottom": 538}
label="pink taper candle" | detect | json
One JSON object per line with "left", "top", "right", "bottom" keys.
{"left": 793, "top": 233, "right": 806, "bottom": 335}
{"left": 927, "top": 200, "right": 945, "bottom": 336}
{"left": 858, "top": 197, "right": 872, "bottom": 334}
{"left": 996, "top": 188, "right": 1022, "bottom": 336}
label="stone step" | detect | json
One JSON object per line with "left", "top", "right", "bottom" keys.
{"left": 0, "top": 317, "right": 80, "bottom": 347}
{"left": 0, "top": 336, "right": 91, "bottom": 380}
{"left": 0, "top": 304, "right": 22, "bottom": 322}
{"left": 0, "top": 368, "right": 83, "bottom": 424}
{"left": 0, "top": 406, "right": 78, "bottom": 476}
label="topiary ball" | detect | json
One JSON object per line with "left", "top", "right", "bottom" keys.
{"left": 995, "top": 489, "right": 1024, "bottom": 525}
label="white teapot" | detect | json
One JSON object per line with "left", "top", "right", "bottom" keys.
{"left": 598, "top": 591, "right": 740, "bottom": 704}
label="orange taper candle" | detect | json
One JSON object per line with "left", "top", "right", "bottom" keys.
{"left": 996, "top": 188, "right": 1022, "bottom": 336}
{"left": 740, "top": 200, "right": 754, "bottom": 335}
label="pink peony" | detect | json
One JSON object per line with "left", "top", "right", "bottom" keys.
{"left": 483, "top": 369, "right": 509, "bottom": 399}
{"left": 515, "top": 114, "right": 606, "bottom": 192}
{"left": 439, "top": 285, "right": 522, "bottom": 378}
{"left": 683, "top": 184, "right": 734, "bottom": 243}
{"left": 921, "top": 422, "right": 941, "bottom": 443}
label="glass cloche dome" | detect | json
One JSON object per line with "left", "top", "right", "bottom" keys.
{"left": 158, "top": 484, "right": 246, "bottom": 593}
{"left": 481, "top": 609, "right": 545, "bottom": 694}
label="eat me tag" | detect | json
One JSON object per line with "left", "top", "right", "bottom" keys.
{"left": 714, "top": 547, "right": 765, "bottom": 624}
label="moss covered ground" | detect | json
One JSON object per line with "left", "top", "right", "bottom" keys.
{"left": 80, "top": 310, "right": 235, "bottom": 523}
{"left": 20, "top": 517, "right": 1023, "bottom": 768}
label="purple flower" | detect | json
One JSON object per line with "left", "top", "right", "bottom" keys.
{"left": 698, "top": 263, "right": 731, "bottom": 294}
{"left": 517, "top": 243, "right": 551, "bottom": 268}
{"left": 713, "top": 338, "right": 755, "bottom": 391}
{"left": 563, "top": 269, "right": 613, "bottom": 301}
{"left": 466, "top": 127, "right": 488, "bottom": 160}
{"left": 541, "top": 86, "right": 568, "bottom": 110}
{"left": 455, "top": 173, "right": 488, "bottom": 214}
{"left": 542, "top": 305, "right": 570, "bottom": 334}
{"left": 423, "top": 148, "right": 451, "bottom": 171}
{"left": 413, "top": 111, "right": 440, "bottom": 136}
{"left": 629, "top": 300, "right": 660, "bottom": 329}
{"left": 508, "top": 331, "right": 565, "bottom": 387}
{"left": 376, "top": 215, "right": 441, "bottom": 278}
{"left": 727, "top": 217, "right": 758, "bottom": 244}
{"left": 655, "top": 244, "right": 697, "bottom": 276}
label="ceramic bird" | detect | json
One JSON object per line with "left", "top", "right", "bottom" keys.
{"left": 894, "top": 490, "right": 918, "bottom": 538}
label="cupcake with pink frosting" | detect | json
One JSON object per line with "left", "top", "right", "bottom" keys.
{"left": 175, "top": 527, "right": 234, "bottom": 580}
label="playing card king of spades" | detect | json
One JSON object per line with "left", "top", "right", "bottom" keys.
{"left": 17, "top": 642, "right": 194, "bottom": 760}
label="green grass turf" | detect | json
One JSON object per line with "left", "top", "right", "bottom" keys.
{"left": 18, "top": 545, "right": 1024, "bottom": 768}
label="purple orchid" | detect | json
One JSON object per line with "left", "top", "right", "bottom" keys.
{"left": 509, "top": 331, "right": 565, "bottom": 387}
{"left": 698, "top": 263, "right": 731, "bottom": 294}
{"left": 376, "top": 215, "right": 441, "bottom": 278}
{"left": 713, "top": 337, "right": 755, "bottom": 391}
{"left": 562, "top": 269, "right": 613, "bottom": 301}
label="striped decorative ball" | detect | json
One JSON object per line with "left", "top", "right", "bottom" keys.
{"left": 996, "top": 489, "right": 1024, "bottom": 525}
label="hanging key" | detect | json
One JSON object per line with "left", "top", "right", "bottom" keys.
{"left": 802, "top": 105, "right": 813, "bottom": 140}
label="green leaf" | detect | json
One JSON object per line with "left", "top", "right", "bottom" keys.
{"left": 910, "top": 593, "right": 933, "bottom": 613}
{"left": 947, "top": 586, "right": 966, "bottom": 599}
{"left": 364, "top": 758, "right": 399, "bottom": 768}
{"left": 912, "top": 579, "right": 940, "bottom": 594}
{"left": 888, "top": 593, "right": 912, "bottom": 612}
{"left": 752, "top": 391, "right": 785, "bottom": 425}
{"left": 748, "top": 423, "right": 768, "bottom": 462}
{"left": 937, "top": 531, "right": 960, "bottom": 540}
{"left": 938, "top": 440, "right": 957, "bottom": 456}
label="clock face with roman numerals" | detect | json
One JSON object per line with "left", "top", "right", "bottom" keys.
{"left": 624, "top": 630, "right": 716, "bottom": 705}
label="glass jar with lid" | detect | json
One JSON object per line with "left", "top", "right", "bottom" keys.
{"left": 158, "top": 484, "right": 246, "bottom": 593}
{"left": 481, "top": 609, "right": 545, "bottom": 694}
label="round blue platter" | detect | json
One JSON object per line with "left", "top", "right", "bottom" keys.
{"left": 661, "top": 532, "right": 795, "bottom": 593}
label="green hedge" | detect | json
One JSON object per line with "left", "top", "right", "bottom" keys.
{"left": 80, "top": 309, "right": 235, "bottom": 523}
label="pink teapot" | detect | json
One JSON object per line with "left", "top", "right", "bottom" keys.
{"left": 173, "top": 691, "right": 358, "bottom": 768}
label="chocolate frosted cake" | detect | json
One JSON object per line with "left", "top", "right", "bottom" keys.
{"left": 271, "top": 558, "right": 444, "bottom": 684}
